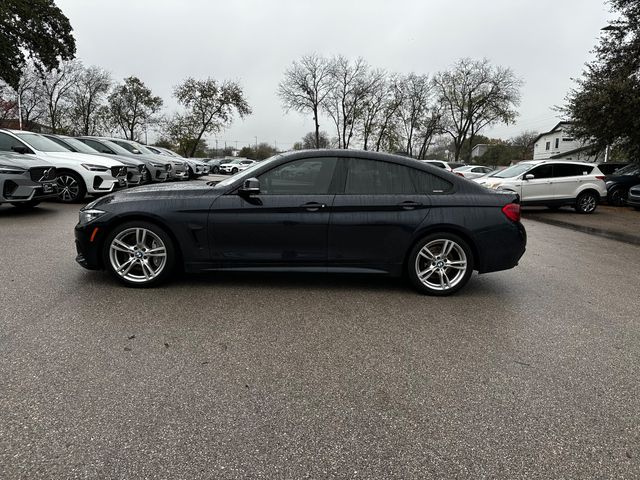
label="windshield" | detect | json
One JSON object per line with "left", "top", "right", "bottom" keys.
{"left": 614, "top": 163, "right": 640, "bottom": 175}
{"left": 215, "top": 155, "right": 281, "bottom": 188}
{"left": 16, "top": 133, "right": 71, "bottom": 153}
{"left": 100, "top": 140, "right": 133, "bottom": 156}
{"left": 490, "top": 163, "right": 533, "bottom": 178}
{"left": 64, "top": 137, "right": 100, "bottom": 154}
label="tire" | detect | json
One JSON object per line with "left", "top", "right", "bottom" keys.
{"left": 187, "top": 167, "right": 194, "bottom": 180}
{"left": 231, "top": 167, "right": 238, "bottom": 174}
{"left": 212, "top": 166, "right": 220, "bottom": 174}
{"left": 407, "top": 233, "right": 474, "bottom": 296}
{"left": 574, "top": 191, "right": 598, "bottom": 214}
{"left": 103, "top": 221, "right": 176, "bottom": 287}
{"left": 56, "top": 171, "right": 86, "bottom": 203}
{"left": 10, "top": 200, "right": 41, "bottom": 209}
{"left": 608, "top": 187, "right": 626, "bottom": 207}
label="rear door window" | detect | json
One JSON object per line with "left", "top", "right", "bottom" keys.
{"left": 553, "top": 163, "right": 593, "bottom": 177}
{"left": 412, "top": 169, "right": 453, "bottom": 194}
{"left": 344, "top": 158, "right": 415, "bottom": 194}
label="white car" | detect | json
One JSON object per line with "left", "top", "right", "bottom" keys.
{"left": 453, "top": 165, "right": 495, "bottom": 179}
{"left": 475, "top": 160, "right": 607, "bottom": 213}
{"left": 422, "top": 160, "right": 466, "bottom": 172}
{"left": 0, "top": 130, "right": 128, "bottom": 202}
{"left": 219, "top": 159, "right": 256, "bottom": 174}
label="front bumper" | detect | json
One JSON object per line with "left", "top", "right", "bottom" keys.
{"left": 75, "top": 220, "right": 107, "bottom": 270}
{"left": 88, "top": 174, "right": 127, "bottom": 194}
{"left": 2, "top": 177, "right": 58, "bottom": 203}
{"left": 125, "top": 166, "right": 144, "bottom": 186}
{"left": 627, "top": 191, "right": 640, "bottom": 207}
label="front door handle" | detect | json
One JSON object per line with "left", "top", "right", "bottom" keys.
{"left": 398, "top": 201, "right": 423, "bottom": 210}
{"left": 301, "top": 202, "right": 326, "bottom": 212}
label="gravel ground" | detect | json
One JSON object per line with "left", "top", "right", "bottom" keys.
{"left": 0, "top": 201, "right": 638, "bottom": 479}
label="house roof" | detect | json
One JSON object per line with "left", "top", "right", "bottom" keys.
{"left": 532, "top": 121, "right": 572, "bottom": 145}
{"left": 549, "top": 144, "right": 596, "bottom": 159}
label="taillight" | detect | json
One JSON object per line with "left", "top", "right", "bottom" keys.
{"left": 595, "top": 175, "right": 605, "bottom": 180}
{"left": 502, "top": 203, "right": 521, "bottom": 222}
{"left": 456, "top": 172, "right": 465, "bottom": 177}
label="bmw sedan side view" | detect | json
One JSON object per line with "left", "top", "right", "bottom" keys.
{"left": 74, "top": 150, "right": 527, "bottom": 295}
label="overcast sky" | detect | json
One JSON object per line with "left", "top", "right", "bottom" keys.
{"left": 57, "top": 0, "right": 613, "bottom": 150}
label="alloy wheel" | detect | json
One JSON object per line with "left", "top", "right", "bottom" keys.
{"left": 414, "top": 239, "right": 468, "bottom": 291}
{"left": 108, "top": 227, "right": 168, "bottom": 283}
{"left": 578, "top": 193, "right": 597, "bottom": 213}
{"left": 57, "top": 174, "right": 80, "bottom": 202}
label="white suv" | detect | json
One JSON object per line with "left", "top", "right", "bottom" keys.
{"left": 475, "top": 160, "right": 607, "bottom": 213}
{"left": 0, "top": 130, "right": 128, "bottom": 202}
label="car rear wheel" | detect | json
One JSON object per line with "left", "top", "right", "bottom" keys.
{"left": 407, "top": 233, "right": 474, "bottom": 296}
{"left": 56, "top": 171, "right": 86, "bottom": 203}
{"left": 575, "top": 191, "right": 598, "bottom": 214}
{"left": 103, "top": 221, "right": 175, "bottom": 287}
{"left": 608, "top": 187, "right": 626, "bottom": 207}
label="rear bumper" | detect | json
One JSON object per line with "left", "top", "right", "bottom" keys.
{"left": 475, "top": 221, "right": 527, "bottom": 274}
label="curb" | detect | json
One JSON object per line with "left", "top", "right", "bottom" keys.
{"left": 524, "top": 215, "right": 640, "bottom": 246}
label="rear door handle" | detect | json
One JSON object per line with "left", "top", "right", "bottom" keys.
{"left": 301, "top": 202, "right": 326, "bottom": 212}
{"left": 398, "top": 201, "right": 423, "bottom": 210}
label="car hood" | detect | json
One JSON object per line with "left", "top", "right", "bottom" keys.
{"left": 39, "top": 151, "right": 125, "bottom": 167}
{"left": 605, "top": 174, "right": 639, "bottom": 184}
{"left": 0, "top": 153, "right": 56, "bottom": 169}
{"left": 86, "top": 152, "right": 145, "bottom": 167}
{"left": 87, "top": 182, "right": 217, "bottom": 208}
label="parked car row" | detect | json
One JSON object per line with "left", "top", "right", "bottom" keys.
{"left": 0, "top": 129, "right": 211, "bottom": 207}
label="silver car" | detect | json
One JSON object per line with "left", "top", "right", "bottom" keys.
{"left": 0, "top": 152, "right": 58, "bottom": 208}
{"left": 77, "top": 137, "right": 171, "bottom": 183}
{"left": 107, "top": 139, "right": 189, "bottom": 181}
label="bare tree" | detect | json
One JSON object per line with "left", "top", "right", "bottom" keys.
{"left": 433, "top": 58, "right": 522, "bottom": 161}
{"left": 373, "top": 74, "right": 405, "bottom": 152}
{"left": 396, "top": 73, "right": 436, "bottom": 157}
{"left": 69, "top": 65, "right": 112, "bottom": 135}
{"left": 323, "top": 56, "right": 376, "bottom": 149}
{"left": 38, "top": 60, "right": 81, "bottom": 133}
{"left": 510, "top": 130, "right": 539, "bottom": 160}
{"left": 278, "top": 53, "right": 333, "bottom": 149}
{"left": 358, "top": 69, "right": 389, "bottom": 150}
{"left": 16, "top": 63, "right": 45, "bottom": 127}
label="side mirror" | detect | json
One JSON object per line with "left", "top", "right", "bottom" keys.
{"left": 11, "top": 145, "right": 30, "bottom": 154}
{"left": 524, "top": 173, "right": 535, "bottom": 180}
{"left": 239, "top": 177, "right": 260, "bottom": 195}
{"left": 132, "top": 149, "right": 141, "bottom": 154}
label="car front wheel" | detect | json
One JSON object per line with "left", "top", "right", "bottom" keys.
{"left": 407, "top": 233, "right": 474, "bottom": 296}
{"left": 56, "top": 171, "right": 86, "bottom": 203}
{"left": 103, "top": 221, "right": 175, "bottom": 287}
{"left": 575, "top": 191, "right": 598, "bottom": 214}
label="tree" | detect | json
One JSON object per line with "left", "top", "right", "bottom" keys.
{"left": 564, "top": 0, "right": 640, "bottom": 159}
{"left": 278, "top": 53, "right": 333, "bottom": 149}
{"left": 238, "top": 143, "right": 277, "bottom": 160}
{"left": 510, "top": 130, "right": 539, "bottom": 160}
{"left": 164, "top": 113, "right": 202, "bottom": 157}
{"left": 173, "top": 77, "right": 251, "bottom": 157}
{"left": 107, "top": 76, "right": 162, "bottom": 140}
{"left": 38, "top": 60, "right": 81, "bottom": 133}
{"left": 433, "top": 58, "right": 522, "bottom": 161}
{"left": 15, "top": 63, "right": 45, "bottom": 128}
{"left": 69, "top": 66, "right": 112, "bottom": 135}
{"left": 0, "top": 0, "right": 75, "bottom": 90}
{"left": 323, "top": 56, "right": 376, "bottom": 149}
{"left": 297, "top": 131, "right": 331, "bottom": 149}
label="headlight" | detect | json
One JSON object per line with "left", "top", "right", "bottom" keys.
{"left": 82, "top": 164, "right": 109, "bottom": 172}
{"left": 78, "top": 208, "right": 106, "bottom": 225}
{"left": 0, "top": 164, "right": 26, "bottom": 174}
{"left": 149, "top": 161, "right": 164, "bottom": 168}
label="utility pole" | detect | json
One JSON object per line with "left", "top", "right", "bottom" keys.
{"left": 254, "top": 136, "right": 258, "bottom": 150}
{"left": 17, "top": 92, "right": 22, "bottom": 130}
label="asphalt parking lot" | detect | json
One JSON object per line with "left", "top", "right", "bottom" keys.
{"left": 1, "top": 200, "right": 639, "bottom": 479}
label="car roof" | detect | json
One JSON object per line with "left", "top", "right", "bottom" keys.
{"left": 519, "top": 159, "right": 599, "bottom": 167}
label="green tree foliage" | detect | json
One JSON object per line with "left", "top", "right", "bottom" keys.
{"left": 294, "top": 131, "right": 331, "bottom": 150}
{"left": 0, "top": 0, "right": 76, "bottom": 89}
{"left": 565, "top": 0, "right": 640, "bottom": 160}
{"left": 173, "top": 77, "right": 251, "bottom": 157}
{"left": 107, "top": 76, "right": 162, "bottom": 140}
{"left": 239, "top": 143, "right": 277, "bottom": 160}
